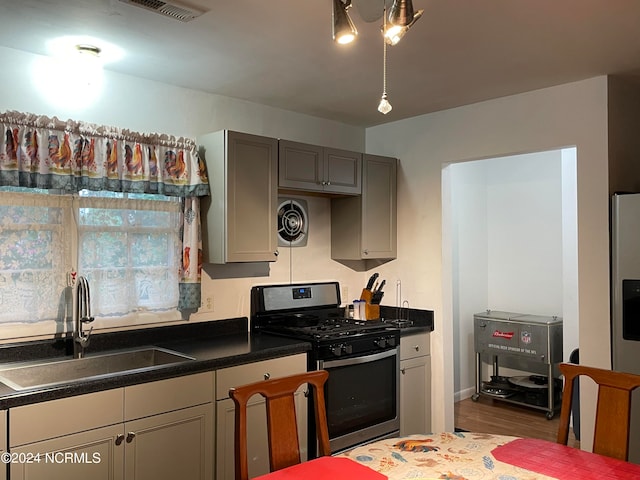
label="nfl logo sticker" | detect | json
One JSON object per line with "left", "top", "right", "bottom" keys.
{"left": 521, "top": 331, "right": 531, "bottom": 344}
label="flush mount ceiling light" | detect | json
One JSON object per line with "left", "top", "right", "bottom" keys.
{"left": 75, "top": 44, "right": 102, "bottom": 57}
{"left": 47, "top": 36, "right": 124, "bottom": 65}
{"left": 333, "top": 0, "right": 424, "bottom": 114}
{"left": 333, "top": 0, "right": 358, "bottom": 45}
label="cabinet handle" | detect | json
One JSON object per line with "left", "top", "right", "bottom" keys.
{"left": 414, "top": 345, "right": 420, "bottom": 351}
{"left": 126, "top": 432, "right": 136, "bottom": 443}
{"left": 115, "top": 434, "right": 125, "bottom": 446}
{"left": 264, "top": 373, "right": 271, "bottom": 380}
{"left": 401, "top": 368, "right": 406, "bottom": 375}
{"left": 363, "top": 249, "right": 369, "bottom": 255}
{"left": 326, "top": 181, "right": 331, "bottom": 186}
{"left": 274, "top": 250, "right": 279, "bottom": 257}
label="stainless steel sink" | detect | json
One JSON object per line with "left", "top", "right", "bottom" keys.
{"left": 0, "top": 347, "right": 196, "bottom": 391}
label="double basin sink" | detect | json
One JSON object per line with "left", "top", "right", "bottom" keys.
{"left": 0, "top": 347, "right": 195, "bottom": 391}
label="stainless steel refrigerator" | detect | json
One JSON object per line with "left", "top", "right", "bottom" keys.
{"left": 611, "top": 192, "right": 640, "bottom": 464}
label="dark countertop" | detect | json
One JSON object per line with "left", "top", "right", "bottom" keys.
{"left": 0, "top": 317, "right": 310, "bottom": 409}
{"left": 379, "top": 305, "right": 435, "bottom": 336}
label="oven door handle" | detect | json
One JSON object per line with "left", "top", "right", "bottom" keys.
{"left": 319, "top": 347, "right": 398, "bottom": 369}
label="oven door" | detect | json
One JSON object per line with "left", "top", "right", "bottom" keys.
{"left": 317, "top": 347, "right": 400, "bottom": 453}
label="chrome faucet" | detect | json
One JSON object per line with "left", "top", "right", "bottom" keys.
{"left": 74, "top": 276, "right": 94, "bottom": 359}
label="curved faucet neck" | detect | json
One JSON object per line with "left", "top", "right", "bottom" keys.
{"left": 74, "top": 276, "right": 94, "bottom": 359}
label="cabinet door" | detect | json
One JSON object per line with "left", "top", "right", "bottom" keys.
{"left": 10, "top": 424, "right": 124, "bottom": 480}
{"left": 226, "top": 131, "right": 279, "bottom": 262}
{"left": 278, "top": 140, "right": 324, "bottom": 192}
{"left": 330, "top": 154, "right": 396, "bottom": 261}
{"left": 216, "top": 391, "right": 307, "bottom": 480}
{"left": 400, "top": 355, "right": 431, "bottom": 436}
{"left": 0, "top": 410, "right": 5, "bottom": 480}
{"left": 323, "top": 148, "right": 361, "bottom": 195}
{"left": 361, "top": 154, "right": 397, "bottom": 258}
{"left": 124, "top": 404, "right": 213, "bottom": 480}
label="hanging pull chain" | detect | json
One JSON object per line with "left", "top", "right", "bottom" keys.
{"left": 378, "top": 1, "right": 392, "bottom": 114}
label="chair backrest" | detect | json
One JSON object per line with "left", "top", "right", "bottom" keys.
{"left": 557, "top": 362, "right": 640, "bottom": 460}
{"left": 229, "top": 370, "right": 330, "bottom": 480}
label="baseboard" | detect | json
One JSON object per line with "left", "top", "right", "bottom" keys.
{"left": 455, "top": 386, "right": 476, "bottom": 403}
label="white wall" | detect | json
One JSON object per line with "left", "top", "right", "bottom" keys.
{"left": 365, "top": 77, "right": 609, "bottom": 450}
{"left": 486, "top": 151, "right": 563, "bottom": 312}
{"left": 0, "top": 46, "right": 365, "bottom": 150}
{"left": 449, "top": 159, "right": 489, "bottom": 400}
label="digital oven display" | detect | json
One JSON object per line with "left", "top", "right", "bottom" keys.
{"left": 292, "top": 287, "right": 312, "bottom": 300}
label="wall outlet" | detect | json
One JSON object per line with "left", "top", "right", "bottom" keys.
{"left": 341, "top": 287, "right": 349, "bottom": 303}
{"left": 201, "top": 295, "right": 214, "bottom": 312}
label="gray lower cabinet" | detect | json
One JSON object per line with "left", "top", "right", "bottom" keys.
{"left": 9, "top": 373, "right": 214, "bottom": 480}
{"left": 198, "top": 130, "right": 279, "bottom": 263}
{"left": 400, "top": 332, "right": 431, "bottom": 436}
{"left": 0, "top": 410, "right": 6, "bottom": 480}
{"left": 331, "top": 154, "right": 397, "bottom": 261}
{"left": 215, "top": 354, "right": 307, "bottom": 480}
{"left": 279, "top": 140, "right": 362, "bottom": 195}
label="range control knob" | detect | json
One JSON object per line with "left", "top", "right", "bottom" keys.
{"left": 330, "top": 344, "right": 343, "bottom": 357}
{"left": 374, "top": 338, "right": 387, "bottom": 348}
{"left": 343, "top": 344, "right": 353, "bottom": 355}
{"left": 386, "top": 336, "right": 397, "bottom": 347}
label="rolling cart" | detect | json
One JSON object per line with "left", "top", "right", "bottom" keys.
{"left": 471, "top": 310, "right": 563, "bottom": 419}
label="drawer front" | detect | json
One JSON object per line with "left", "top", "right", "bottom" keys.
{"left": 216, "top": 354, "right": 306, "bottom": 400}
{"left": 400, "top": 332, "right": 430, "bottom": 361}
{"left": 10, "top": 389, "right": 124, "bottom": 447}
{"left": 125, "top": 371, "right": 214, "bottom": 421}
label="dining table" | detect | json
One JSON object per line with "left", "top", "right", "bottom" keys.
{"left": 254, "top": 432, "right": 640, "bottom": 480}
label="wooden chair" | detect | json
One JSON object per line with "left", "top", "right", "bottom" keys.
{"left": 557, "top": 362, "right": 640, "bottom": 460}
{"left": 229, "top": 370, "right": 331, "bottom": 480}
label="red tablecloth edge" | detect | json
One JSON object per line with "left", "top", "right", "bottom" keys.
{"left": 492, "top": 438, "right": 640, "bottom": 480}
{"left": 253, "top": 456, "right": 387, "bottom": 480}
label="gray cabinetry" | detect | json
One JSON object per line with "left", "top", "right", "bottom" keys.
{"left": 331, "top": 154, "right": 397, "bottom": 260}
{"left": 9, "top": 373, "right": 214, "bottom": 480}
{"left": 215, "top": 354, "right": 307, "bottom": 480}
{"left": 279, "top": 140, "right": 361, "bottom": 195}
{"left": 399, "top": 332, "right": 431, "bottom": 436}
{"left": 198, "top": 130, "right": 279, "bottom": 263}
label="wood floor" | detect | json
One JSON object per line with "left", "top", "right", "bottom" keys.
{"left": 455, "top": 396, "right": 579, "bottom": 448}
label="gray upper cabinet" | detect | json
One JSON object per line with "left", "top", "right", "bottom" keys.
{"left": 279, "top": 140, "right": 362, "bottom": 195}
{"left": 198, "top": 130, "right": 279, "bottom": 263}
{"left": 331, "top": 154, "right": 397, "bottom": 260}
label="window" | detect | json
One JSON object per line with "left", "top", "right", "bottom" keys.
{"left": 0, "top": 188, "right": 182, "bottom": 338}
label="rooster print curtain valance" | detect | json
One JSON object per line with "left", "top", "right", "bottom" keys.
{"left": 0, "top": 110, "right": 209, "bottom": 198}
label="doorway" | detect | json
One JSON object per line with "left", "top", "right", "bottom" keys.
{"left": 442, "top": 147, "right": 578, "bottom": 404}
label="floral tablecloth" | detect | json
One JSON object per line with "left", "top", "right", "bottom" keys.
{"left": 337, "top": 432, "right": 557, "bottom": 480}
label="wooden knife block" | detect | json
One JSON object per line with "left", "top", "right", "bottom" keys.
{"left": 360, "top": 289, "right": 380, "bottom": 320}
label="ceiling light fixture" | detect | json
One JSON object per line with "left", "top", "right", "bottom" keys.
{"left": 333, "top": 0, "right": 423, "bottom": 114}
{"left": 75, "top": 44, "right": 102, "bottom": 57}
{"left": 332, "top": 0, "right": 358, "bottom": 45}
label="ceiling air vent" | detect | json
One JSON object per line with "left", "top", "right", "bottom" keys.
{"left": 119, "top": 0, "right": 205, "bottom": 22}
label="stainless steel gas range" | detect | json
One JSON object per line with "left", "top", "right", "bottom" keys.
{"left": 250, "top": 281, "right": 400, "bottom": 455}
